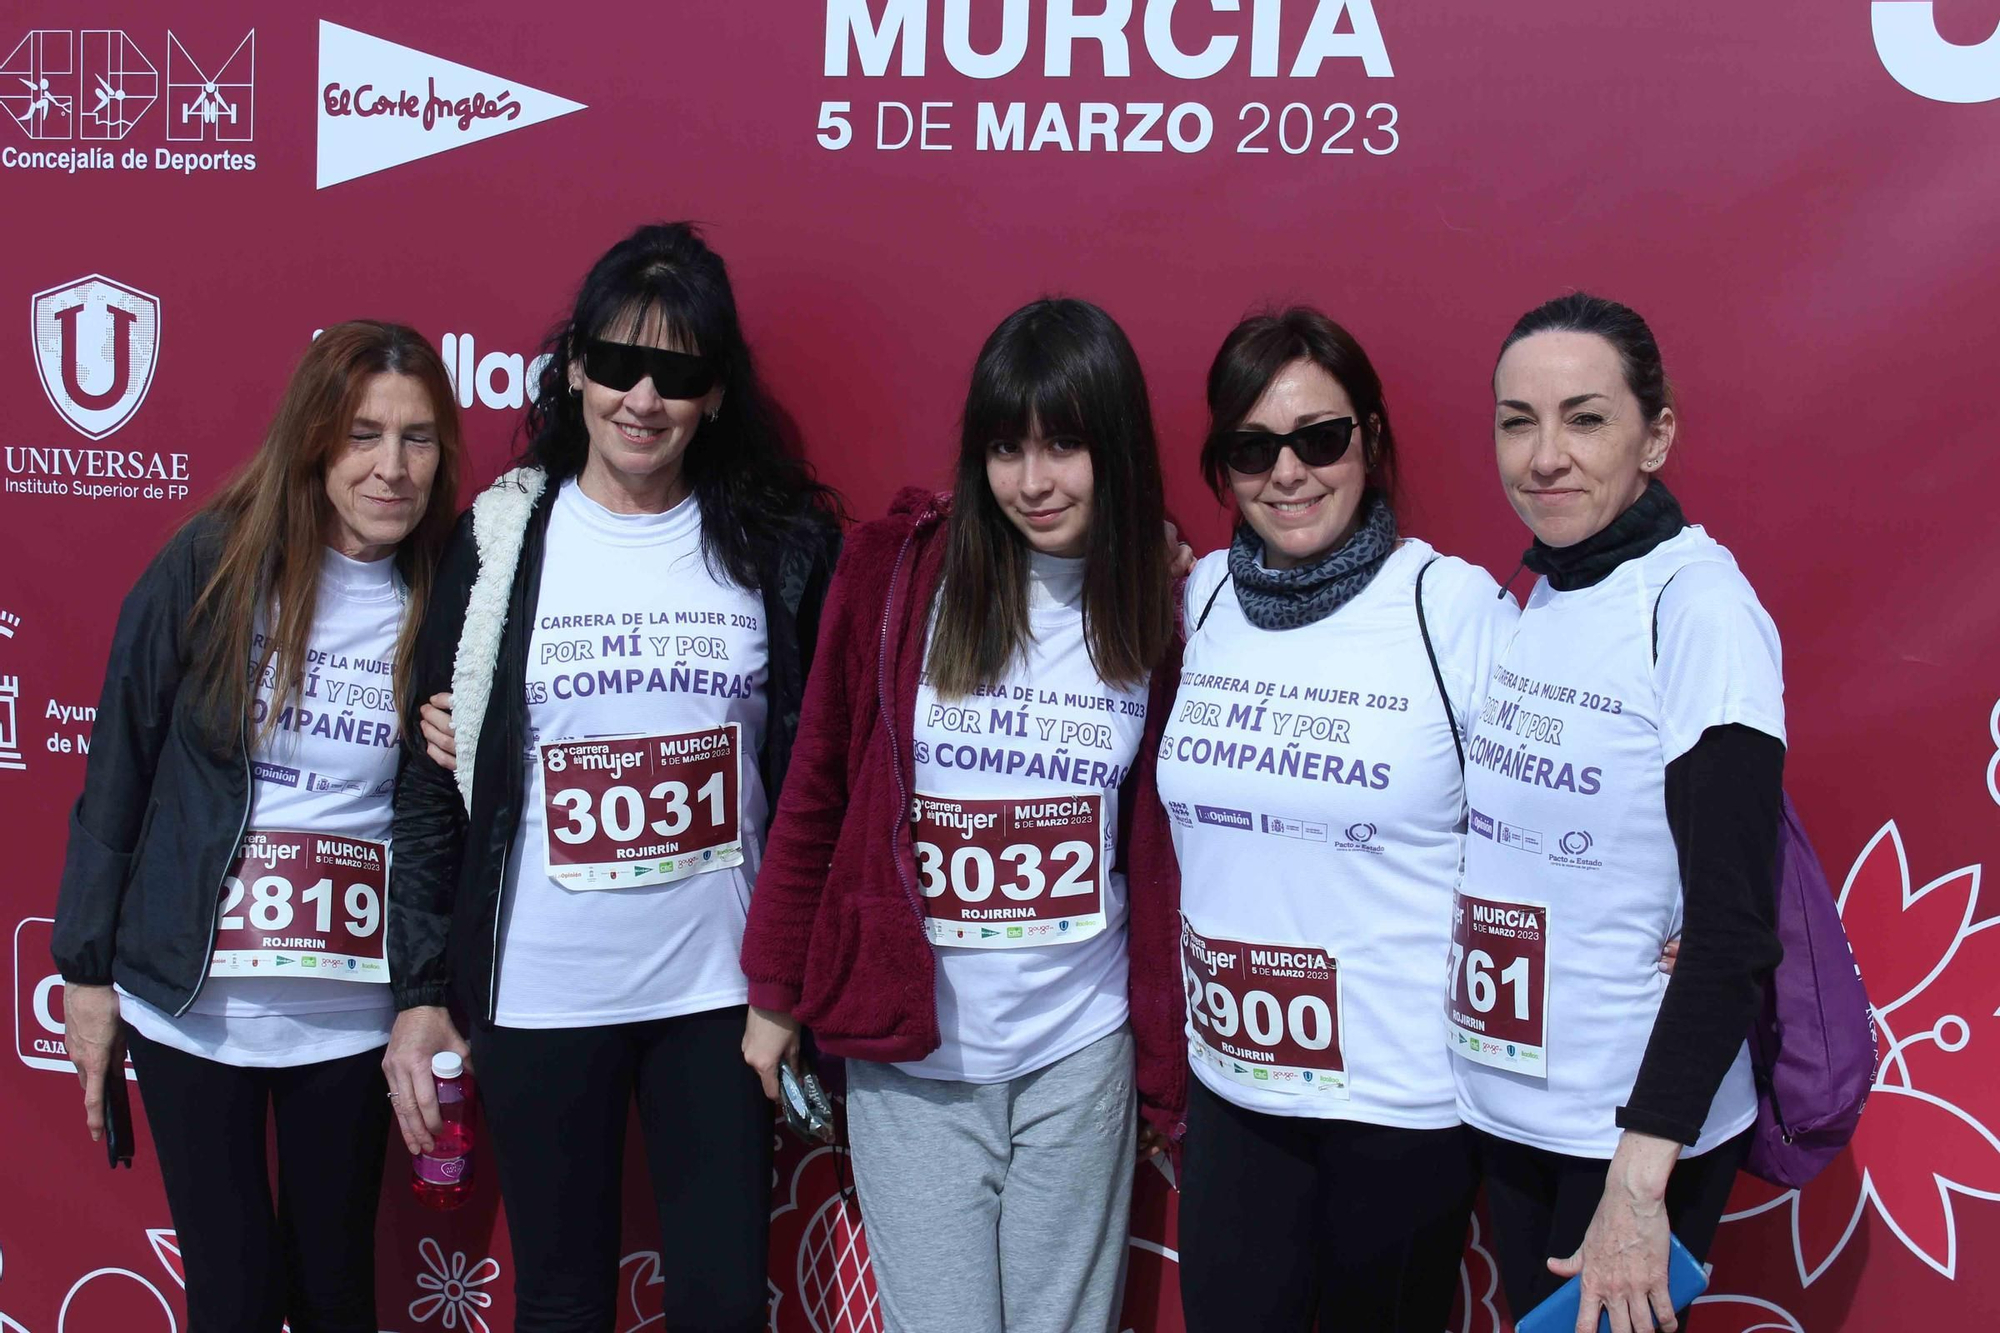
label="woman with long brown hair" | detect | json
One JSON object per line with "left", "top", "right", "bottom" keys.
{"left": 739, "top": 297, "right": 1186, "bottom": 1333}
{"left": 53, "top": 321, "right": 463, "bottom": 1333}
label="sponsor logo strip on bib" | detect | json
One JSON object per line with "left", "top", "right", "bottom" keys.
{"left": 1446, "top": 890, "right": 1550, "bottom": 1077}
{"left": 208, "top": 830, "right": 390, "bottom": 981}
{"left": 911, "top": 791, "right": 1108, "bottom": 948}
{"left": 1181, "top": 915, "right": 1346, "bottom": 1097}
{"left": 540, "top": 724, "right": 744, "bottom": 890}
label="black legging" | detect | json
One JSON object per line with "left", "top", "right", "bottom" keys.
{"left": 124, "top": 1028, "right": 390, "bottom": 1333}
{"left": 1178, "top": 1076, "right": 1479, "bottom": 1332}
{"left": 470, "top": 1004, "right": 774, "bottom": 1333}
{"left": 1477, "top": 1128, "right": 1752, "bottom": 1327}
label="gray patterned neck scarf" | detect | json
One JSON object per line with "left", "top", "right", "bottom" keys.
{"left": 1227, "top": 492, "right": 1397, "bottom": 631}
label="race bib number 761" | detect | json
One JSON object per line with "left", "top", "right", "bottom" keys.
{"left": 1446, "top": 891, "right": 1551, "bottom": 1077}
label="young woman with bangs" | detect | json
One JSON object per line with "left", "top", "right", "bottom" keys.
{"left": 739, "top": 297, "right": 1187, "bottom": 1333}
{"left": 54, "top": 321, "right": 464, "bottom": 1331}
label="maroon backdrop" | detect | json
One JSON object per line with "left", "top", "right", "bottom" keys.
{"left": 4, "top": 3, "right": 1998, "bottom": 1329}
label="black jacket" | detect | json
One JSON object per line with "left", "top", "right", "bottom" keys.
{"left": 386, "top": 474, "right": 841, "bottom": 1024}
{"left": 52, "top": 516, "right": 256, "bottom": 1013}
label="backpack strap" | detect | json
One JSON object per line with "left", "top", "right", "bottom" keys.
{"left": 1191, "top": 572, "right": 1230, "bottom": 635}
{"left": 1415, "top": 557, "right": 1464, "bottom": 773}
{"left": 1650, "top": 567, "right": 1687, "bottom": 665}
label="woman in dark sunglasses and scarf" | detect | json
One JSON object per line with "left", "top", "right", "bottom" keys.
{"left": 383, "top": 222, "right": 842, "bottom": 1330}
{"left": 1148, "top": 308, "right": 1518, "bottom": 1331}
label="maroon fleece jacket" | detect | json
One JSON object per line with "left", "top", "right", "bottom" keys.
{"left": 740, "top": 488, "right": 1189, "bottom": 1136}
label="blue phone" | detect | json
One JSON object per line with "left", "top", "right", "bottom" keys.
{"left": 1515, "top": 1233, "right": 1708, "bottom": 1333}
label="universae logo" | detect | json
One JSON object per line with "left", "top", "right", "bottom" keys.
{"left": 30, "top": 274, "right": 159, "bottom": 439}
{"left": 1872, "top": 3, "right": 2000, "bottom": 102}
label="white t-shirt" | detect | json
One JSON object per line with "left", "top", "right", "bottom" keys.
{"left": 493, "top": 480, "right": 769, "bottom": 1027}
{"left": 1451, "top": 526, "right": 1785, "bottom": 1158}
{"left": 896, "top": 552, "right": 1149, "bottom": 1083}
{"left": 1157, "top": 540, "right": 1515, "bottom": 1124}
{"left": 120, "top": 548, "right": 404, "bottom": 1067}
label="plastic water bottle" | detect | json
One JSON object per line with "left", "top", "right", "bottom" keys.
{"left": 411, "top": 1051, "right": 474, "bottom": 1210}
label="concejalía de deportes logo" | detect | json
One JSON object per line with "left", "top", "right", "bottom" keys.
{"left": 0, "top": 26, "right": 257, "bottom": 174}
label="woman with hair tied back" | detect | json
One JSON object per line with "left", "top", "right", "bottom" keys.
{"left": 53, "top": 322, "right": 465, "bottom": 1331}
{"left": 1454, "top": 293, "right": 1786, "bottom": 1333}
{"left": 1151, "top": 308, "right": 1517, "bottom": 1331}
{"left": 739, "top": 298, "right": 1186, "bottom": 1333}
{"left": 383, "top": 222, "right": 842, "bottom": 1331}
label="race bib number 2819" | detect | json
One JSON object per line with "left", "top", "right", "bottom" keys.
{"left": 540, "top": 724, "right": 742, "bottom": 890}
{"left": 208, "top": 830, "right": 390, "bottom": 981}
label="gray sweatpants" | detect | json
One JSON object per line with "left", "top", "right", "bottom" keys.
{"left": 845, "top": 1026, "right": 1137, "bottom": 1333}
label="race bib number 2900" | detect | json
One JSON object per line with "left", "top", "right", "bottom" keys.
{"left": 1181, "top": 917, "right": 1346, "bottom": 1097}
{"left": 540, "top": 724, "right": 742, "bottom": 890}
{"left": 208, "top": 830, "right": 390, "bottom": 981}
{"left": 1446, "top": 891, "right": 1551, "bottom": 1077}
{"left": 911, "top": 791, "right": 1108, "bottom": 948}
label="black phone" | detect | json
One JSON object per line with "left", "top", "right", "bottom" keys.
{"left": 104, "top": 1061, "right": 134, "bottom": 1169}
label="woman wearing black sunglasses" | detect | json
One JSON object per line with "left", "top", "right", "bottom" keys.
{"left": 1150, "top": 308, "right": 1517, "bottom": 1331}
{"left": 382, "top": 221, "right": 842, "bottom": 1330}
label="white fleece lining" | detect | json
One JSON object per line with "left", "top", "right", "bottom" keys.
{"left": 450, "top": 467, "right": 546, "bottom": 813}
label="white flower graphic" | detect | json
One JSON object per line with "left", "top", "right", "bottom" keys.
{"left": 408, "top": 1237, "right": 499, "bottom": 1332}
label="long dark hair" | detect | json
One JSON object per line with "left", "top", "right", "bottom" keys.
{"left": 1496, "top": 292, "right": 1671, "bottom": 422}
{"left": 1199, "top": 306, "right": 1398, "bottom": 505}
{"left": 188, "top": 321, "right": 464, "bottom": 748}
{"left": 927, "top": 299, "right": 1173, "bottom": 697}
{"left": 518, "top": 222, "right": 840, "bottom": 585}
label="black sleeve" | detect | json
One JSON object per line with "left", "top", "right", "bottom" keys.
{"left": 386, "top": 513, "right": 478, "bottom": 1011}
{"left": 50, "top": 527, "right": 205, "bottom": 985}
{"left": 1616, "top": 722, "right": 1785, "bottom": 1145}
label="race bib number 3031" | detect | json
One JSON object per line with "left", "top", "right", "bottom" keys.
{"left": 208, "top": 830, "right": 390, "bottom": 981}
{"left": 911, "top": 791, "right": 1108, "bottom": 948}
{"left": 1446, "top": 891, "right": 1551, "bottom": 1077}
{"left": 540, "top": 725, "right": 743, "bottom": 890}
{"left": 1181, "top": 916, "right": 1346, "bottom": 1097}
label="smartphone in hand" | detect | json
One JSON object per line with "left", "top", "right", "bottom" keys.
{"left": 1515, "top": 1234, "right": 1708, "bottom": 1333}
{"left": 104, "top": 1064, "right": 134, "bottom": 1169}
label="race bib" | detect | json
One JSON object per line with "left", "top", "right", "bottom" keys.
{"left": 910, "top": 791, "right": 1108, "bottom": 948}
{"left": 539, "top": 724, "right": 743, "bottom": 890}
{"left": 208, "top": 830, "right": 390, "bottom": 982}
{"left": 1181, "top": 916, "right": 1346, "bottom": 1097}
{"left": 1446, "top": 890, "right": 1550, "bottom": 1077}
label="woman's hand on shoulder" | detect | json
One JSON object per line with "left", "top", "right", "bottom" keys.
{"left": 418, "top": 692, "right": 456, "bottom": 771}
{"left": 1164, "top": 519, "right": 1196, "bottom": 580}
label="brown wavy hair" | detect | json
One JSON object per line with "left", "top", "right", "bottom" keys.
{"left": 186, "top": 321, "right": 464, "bottom": 749}
{"left": 927, "top": 298, "right": 1172, "bottom": 697}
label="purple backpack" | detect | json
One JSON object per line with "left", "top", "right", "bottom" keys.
{"left": 1743, "top": 795, "right": 1878, "bottom": 1186}
{"left": 1644, "top": 572, "right": 1877, "bottom": 1187}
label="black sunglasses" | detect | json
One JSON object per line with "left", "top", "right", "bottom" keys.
{"left": 581, "top": 339, "right": 718, "bottom": 400}
{"left": 1221, "top": 418, "right": 1358, "bottom": 475}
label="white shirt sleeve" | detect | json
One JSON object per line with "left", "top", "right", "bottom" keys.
{"left": 1651, "top": 559, "right": 1786, "bottom": 765}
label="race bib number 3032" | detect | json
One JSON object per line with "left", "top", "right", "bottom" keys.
{"left": 1446, "top": 891, "right": 1551, "bottom": 1077}
{"left": 911, "top": 791, "right": 1108, "bottom": 948}
{"left": 208, "top": 830, "right": 390, "bottom": 981}
{"left": 539, "top": 724, "right": 743, "bottom": 890}
{"left": 1181, "top": 916, "right": 1346, "bottom": 1097}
